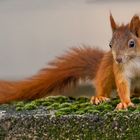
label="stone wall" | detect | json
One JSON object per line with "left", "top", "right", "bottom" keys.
{"left": 0, "top": 96, "right": 140, "bottom": 139}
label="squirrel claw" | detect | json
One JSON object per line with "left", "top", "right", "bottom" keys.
{"left": 116, "top": 102, "right": 135, "bottom": 110}
{"left": 90, "top": 96, "right": 110, "bottom": 105}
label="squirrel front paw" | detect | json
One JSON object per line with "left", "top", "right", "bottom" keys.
{"left": 116, "top": 102, "right": 135, "bottom": 110}
{"left": 90, "top": 96, "right": 110, "bottom": 105}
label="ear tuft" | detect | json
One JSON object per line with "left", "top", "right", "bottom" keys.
{"left": 110, "top": 13, "right": 117, "bottom": 32}
{"left": 130, "top": 15, "right": 140, "bottom": 37}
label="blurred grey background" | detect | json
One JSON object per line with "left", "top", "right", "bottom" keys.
{"left": 0, "top": 0, "right": 139, "bottom": 80}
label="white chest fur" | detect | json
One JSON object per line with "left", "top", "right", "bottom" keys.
{"left": 124, "top": 57, "right": 140, "bottom": 79}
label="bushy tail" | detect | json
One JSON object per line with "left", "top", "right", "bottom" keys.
{"left": 0, "top": 47, "right": 105, "bottom": 104}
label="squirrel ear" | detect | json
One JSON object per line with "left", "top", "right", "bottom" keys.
{"left": 110, "top": 13, "right": 117, "bottom": 32}
{"left": 130, "top": 15, "right": 140, "bottom": 37}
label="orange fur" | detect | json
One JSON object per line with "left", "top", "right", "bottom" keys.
{"left": 113, "top": 63, "right": 134, "bottom": 109}
{"left": 0, "top": 14, "right": 140, "bottom": 110}
{"left": 91, "top": 14, "right": 140, "bottom": 109}
{"left": 0, "top": 47, "right": 104, "bottom": 103}
{"left": 95, "top": 51, "right": 115, "bottom": 97}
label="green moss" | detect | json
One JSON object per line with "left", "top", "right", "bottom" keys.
{"left": 134, "top": 104, "right": 140, "bottom": 112}
{"left": 96, "top": 103, "right": 114, "bottom": 112}
{"left": 75, "top": 110, "right": 85, "bottom": 115}
{"left": 22, "top": 103, "right": 37, "bottom": 110}
{"left": 110, "top": 98, "right": 120, "bottom": 107}
{"left": 47, "top": 103, "right": 60, "bottom": 110}
{"left": 2, "top": 96, "right": 140, "bottom": 139}
{"left": 41, "top": 101, "right": 52, "bottom": 106}
{"left": 16, "top": 107, "right": 23, "bottom": 111}
{"left": 14, "top": 101, "right": 25, "bottom": 107}
{"left": 12, "top": 96, "right": 140, "bottom": 116}
{"left": 47, "top": 96, "right": 69, "bottom": 103}
{"left": 76, "top": 97, "right": 90, "bottom": 103}
{"left": 55, "top": 107, "right": 73, "bottom": 116}
{"left": 132, "top": 97, "right": 140, "bottom": 104}
{"left": 59, "top": 102, "right": 71, "bottom": 108}
{"left": 30, "top": 99, "right": 45, "bottom": 106}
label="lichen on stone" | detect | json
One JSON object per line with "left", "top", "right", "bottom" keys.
{"left": 1, "top": 96, "right": 140, "bottom": 139}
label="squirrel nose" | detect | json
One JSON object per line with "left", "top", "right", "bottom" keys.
{"left": 116, "top": 57, "right": 122, "bottom": 63}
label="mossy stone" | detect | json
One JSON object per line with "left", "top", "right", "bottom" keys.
{"left": 1, "top": 96, "right": 140, "bottom": 139}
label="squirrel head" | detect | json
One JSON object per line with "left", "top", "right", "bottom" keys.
{"left": 109, "top": 13, "right": 140, "bottom": 64}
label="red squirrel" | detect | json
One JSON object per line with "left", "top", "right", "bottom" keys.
{"left": 0, "top": 14, "right": 140, "bottom": 110}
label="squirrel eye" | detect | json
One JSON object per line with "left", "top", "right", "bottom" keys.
{"left": 128, "top": 39, "right": 135, "bottom": 48}
{"left": 109, "top": 42, "right": 112, "bottom": 48}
